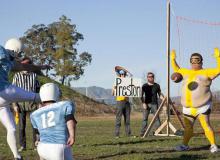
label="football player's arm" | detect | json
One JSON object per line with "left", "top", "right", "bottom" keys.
{"left": 30, "top": 115, "right": 40, "bottom": 146}
{"left": 65, "top": 102, "right": 77, "bottom": 146}
{"left": 67, "top": 118, "right": 77, "bottom": 146}
{"left": 206, "top": 48, "right": 220, "bottom": 80}
{"left": 33, "top": 128, "right": 40, "bottom": 147}
{"left": 11, "top": 61, "right": 52, "bottom": 72}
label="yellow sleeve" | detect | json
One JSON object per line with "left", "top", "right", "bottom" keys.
{"left": 171, "top": 58, "right": 191, "bottom": 77}
{"left": 171, "top": 58, "right": 180, "bottom": 72}
{"left": 205, "top": 48, "right": 220, "bottom": 78}
{"left": 205, "top": 58, "right": 220, "bottom": 77}
{"left": 171, "top": 57, "right": 187, "bottom": 75}
{"left": 171, "top": 50, "right": 180, "bottom": 72}
{"left": 170, "top": 50, "right": 189, "bottom": 75}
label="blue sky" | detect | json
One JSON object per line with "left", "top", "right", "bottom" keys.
{"left": 1, "top": 0, "right": 220, "bottom": 96}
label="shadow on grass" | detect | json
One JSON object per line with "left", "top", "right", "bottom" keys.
{"left": 78, "top": 148, "right": 175, "bottom": 160}
{"left": 78, "top": 145, "right": 213, "bottom": 160}
{"left": 90, "top": 137, "right": 180, "bottom": 147}
{"left": 150, "top": 154, "right": 206, "bottom": 160}
{"left": 190, "top": 145, "right": 210, "bottom": 151}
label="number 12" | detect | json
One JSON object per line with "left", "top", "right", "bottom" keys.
{"left": 41, "top": 111, "right": 56, "bottom": 128}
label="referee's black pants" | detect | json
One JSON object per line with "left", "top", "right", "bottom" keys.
{"left": 18, "top": 105, "right": 36, "bottom": 149}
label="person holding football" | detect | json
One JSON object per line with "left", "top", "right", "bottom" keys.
{"left": 171, "top": 48, "right": 220, "bottom": 153}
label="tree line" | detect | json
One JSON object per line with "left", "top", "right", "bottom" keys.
{"left": 20, "top": 15, "right": 92, "bottom": 85}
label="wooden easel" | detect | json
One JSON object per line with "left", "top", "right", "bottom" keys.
{"left": 142, "top": 96, "right": 185, "bottom": 138}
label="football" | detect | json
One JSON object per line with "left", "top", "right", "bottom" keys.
{"left": 171, "top": 72, "right": 183, "bottom": 83}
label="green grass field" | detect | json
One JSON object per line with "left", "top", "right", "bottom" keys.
{"left": 1, "top": 114, "right": 220, "bottom": 160}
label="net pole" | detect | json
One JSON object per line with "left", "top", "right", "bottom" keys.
{"left": 166, "top": 0, "right": 171, "bottom": 136}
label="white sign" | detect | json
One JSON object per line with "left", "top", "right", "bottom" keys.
{"left": 113, "top": 77, "right": 142, "bottom": 97}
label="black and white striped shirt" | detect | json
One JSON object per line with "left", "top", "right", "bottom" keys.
{"left": 12, "top": 71, "right": 39, "bottom": 92}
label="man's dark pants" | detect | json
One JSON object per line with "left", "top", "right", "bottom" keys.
{"left": 115, "top": 100, "right": 131, "bottom": 136}
{"left": 140, "top": 103, "right": 161, "bottom": 136}
{"left": 18, "top": 103, "right": 36, "bottom": 149}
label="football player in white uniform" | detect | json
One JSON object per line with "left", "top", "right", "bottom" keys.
{"left": 0, "top": 38, "right": 51, "bottom": 160}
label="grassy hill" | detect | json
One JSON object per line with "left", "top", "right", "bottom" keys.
{"left": 10, "top": 73, "right": 115, "bottom": 116}
{"left": 73, "top": 86, "right": 116, "bottom": 105}
{"left": 39, "top": 76, "right": 115, "bottom": 116}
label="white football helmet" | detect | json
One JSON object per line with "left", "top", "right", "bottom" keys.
{"left": 40, "top": 83, "right": 61, "bottom": 102}
{"left": 5, "top": 38, "right": 23, "bottom": 53}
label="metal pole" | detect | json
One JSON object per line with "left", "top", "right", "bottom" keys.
{"left": 166, "top": 0, "right": 171, "bottom": 136}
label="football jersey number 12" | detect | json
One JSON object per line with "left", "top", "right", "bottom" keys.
{"left": 41, "top": 111, "right": 56, "bottom": 129}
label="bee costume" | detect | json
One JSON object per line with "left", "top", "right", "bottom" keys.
{"left": 171, "top": 48, "right": 220, "bottom": 148}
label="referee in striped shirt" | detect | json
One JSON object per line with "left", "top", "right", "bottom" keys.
{"left": 12, "top": 57, "right": 40, "bottom": 152}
